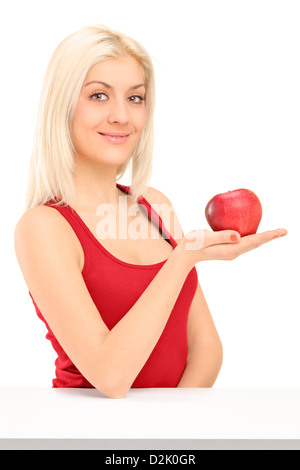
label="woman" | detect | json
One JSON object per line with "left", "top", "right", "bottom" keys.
{"left": 14, "top": 25, "right": 287, "bottom": 398}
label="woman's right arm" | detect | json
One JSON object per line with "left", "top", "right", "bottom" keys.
{"left": 14, "top": 206, "right": 286, "bottom": 398}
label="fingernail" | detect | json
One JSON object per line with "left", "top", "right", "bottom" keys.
{"left": 230, "top": 234, "right": 238, "bottom": 242}
{"left": 279, "top": 229, "right": 287, "bottom": 237}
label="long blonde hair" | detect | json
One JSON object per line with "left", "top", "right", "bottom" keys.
{"left": 25, "top": 24, "right": 156, "bottom": 210}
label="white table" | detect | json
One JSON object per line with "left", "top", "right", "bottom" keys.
{"left": 1, "top": 387, "right": 300, "bottom": 450}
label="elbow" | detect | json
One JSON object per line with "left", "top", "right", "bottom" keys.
{"left": 203, "top": 337, "right": 223, "bottom": 387}
{"left": 218, "top": 338, "right": 223, "bottom": 366}
{"left": 86, "top": 351, "right": 132, "bottom": 398}
{"left": 211, "top": 333, "right": 223, "bottom": 366}
{"left": 104, "top": 388, "right": 129, "bottom": 400}
{"left": 94, "top": 375, "right": 131, "bottom": 399}
{"left": 205, "top": 340, "right": 223, "bottom": 388}
{"left": 215, "top": 338, "right": 224, "bottom": 375}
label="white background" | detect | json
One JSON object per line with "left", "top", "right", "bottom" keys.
{"left": 1, "top": 0, "right": 299, "bottom": 388}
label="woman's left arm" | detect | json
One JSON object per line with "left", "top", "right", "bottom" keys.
{"left": 144, "top": 187, "right": 223, "bottom": 388}
{"left": 177, "top": 281, "right": 223, "bottom": 388}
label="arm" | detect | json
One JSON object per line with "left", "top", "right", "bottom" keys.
{"left": 144, "top": 188, "right": 222, "bottom": 388}
{"left": 14, "top": 205, "right": 193, "bottom": 399}
{"left": 15, "top": 199, "right": 285, "bottom": 399}
{"left": 177, "top": 282, "right": 223, "bottom": 387}
{"left": 144, "top": 188, "right": 286, "bottom": 388}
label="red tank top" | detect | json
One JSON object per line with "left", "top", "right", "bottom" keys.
{"left": 29, "top": 184, "right": 198, "bottom": 389}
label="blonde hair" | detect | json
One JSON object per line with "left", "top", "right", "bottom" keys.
{"left": 25, "top": 24, "right": 156, "bottom": 210}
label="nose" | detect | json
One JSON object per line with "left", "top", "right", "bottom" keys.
{"left": 107, "top": 97, "right": 130, "bottom": 125}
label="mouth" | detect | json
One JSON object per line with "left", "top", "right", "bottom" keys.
{"left": 98, "top": 132, "right": 130, "bottom": 144}
{"left": 99, "top": 132, "right": 130, "bottom": 137}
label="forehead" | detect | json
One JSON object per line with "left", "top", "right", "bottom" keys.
{"left": 84, "top": 56, "right": 145, "bottom": 85}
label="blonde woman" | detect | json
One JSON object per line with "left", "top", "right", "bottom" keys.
{"left": 14, "top": 25, "right": 287, "bottom": 398}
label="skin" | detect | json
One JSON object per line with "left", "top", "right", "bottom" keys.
{"left": 70, "top": 53, "right": 288, "bottom": 390}
{"left": 71, "top": 55, "right": 147, "bottom": 211}
{"left": 14, "top": 55, "right": 288, "bottom": 397}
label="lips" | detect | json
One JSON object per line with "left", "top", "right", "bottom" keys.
{"left": 99, "top": 132, "right": 130, "bottom": 137}
{"left": 99, "top": 132, "right": 130, "bottom": 144}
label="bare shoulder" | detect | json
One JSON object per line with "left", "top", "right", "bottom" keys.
{"left": 15, "top": 204, "right": 75, "bottom": 249}
{"left": 143, "top": 186, "right": 184, "bottom": 243}
{"left": 15, "top": 204, "right": 65, "bottom": 232}
{"left": 143, "top": 186, "right": 173, "bottom": 206}
{"left": 14, "top": 204, "right": 112, "bottom": 394}
{"left": 14, "top": 205, "right": 59, "bottom": 253}
{"left": 14, "top": 204, "right": 81, "bottom": 275}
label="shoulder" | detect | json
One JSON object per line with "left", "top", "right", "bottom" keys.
{"left": 15, "top": 204, "right": 62, "bottom": 227}
{"left": 14, "top": 205, "right": 81, "bottom": 271}
{"left": 14, "top": 205, "right": 57, "bottom": 244}
{"left": 143, "top": 186, "right": 184, "bottom": 243}
{"left": 143, "top": 186, "right": 173, "bottom": 207}
{"left": 14, "top": 205, "right": 70, "bottom": 247}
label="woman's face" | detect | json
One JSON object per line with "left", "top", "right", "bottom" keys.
{"left": 71, "top": 55, "right": 147, "bottom": 170}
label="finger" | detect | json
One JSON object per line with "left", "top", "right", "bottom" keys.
{"left": 243, "top": 228, "right": 288, "bottom": 245}
{"left": 203, "top": 229, "right": 241, "bottom": 248}
{"left": 184, "top": 229, "right": 240, "bottom": 251}
{"left": 273, "top": 228, "right": 288, "bottom": 238}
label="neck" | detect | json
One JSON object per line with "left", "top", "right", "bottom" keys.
{"left": 72, "top": 160, "right": 124, "bottom": 212}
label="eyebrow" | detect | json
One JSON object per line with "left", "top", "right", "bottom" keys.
{"left": 84, "top": 80, "right": 146, "bottom": 90}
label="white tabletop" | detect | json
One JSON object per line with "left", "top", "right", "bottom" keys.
{"left": 1, "top": 387, "right": 300, "bottom": 449}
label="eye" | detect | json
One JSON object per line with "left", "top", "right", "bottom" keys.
{"left": 89, "top": 92, "right": 146, "bottom": 104}
{"left": 89, "top": 92, "right": 107, "bottom": 102}
{"left": 128, "top": 95, "right": 146, "bottom": 104}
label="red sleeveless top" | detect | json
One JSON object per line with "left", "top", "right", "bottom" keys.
{"left": 29, "top": 184, "right": 198, "bottom": 389}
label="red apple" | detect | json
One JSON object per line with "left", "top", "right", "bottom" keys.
{"left": 205, "top": 189, "right": 262, "bottom": 236}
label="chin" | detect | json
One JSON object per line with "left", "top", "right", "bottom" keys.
{"left": 96, "top": 152, "right": 131, "bottom": 167}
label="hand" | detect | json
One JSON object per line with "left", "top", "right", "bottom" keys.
{"left": 176, "top": 228, "right": 288, "bottom": 267}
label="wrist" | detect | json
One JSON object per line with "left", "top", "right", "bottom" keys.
{"left": 172, "top": 242, "right": 196, "bottom": 273}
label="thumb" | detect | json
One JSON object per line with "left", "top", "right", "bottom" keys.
{"left": 227, "top": 231, "right": 241, "bottom": 243}
{"left": 205, "top": 229, "right": 241, "bottom": 247}
{"left": 184, "top": 229, "right": 241, "bottom": 251}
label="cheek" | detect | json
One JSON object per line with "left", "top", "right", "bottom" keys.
{"left": 136, "top": 108, "right": 147, "bottom": 130}
{"left": 72, "top": 99, "right": 101, "bottom": 131}
{"left": 71, "top": 105, "right": 95, "bottom": 151}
